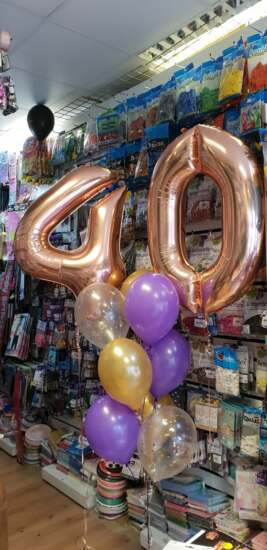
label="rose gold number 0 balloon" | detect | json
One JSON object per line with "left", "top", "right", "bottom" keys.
{"left": 14, "top": 166, "right": 126, "bottom": 296}
{"left": 148, "top": 125, "right": 264, "bottom": 314}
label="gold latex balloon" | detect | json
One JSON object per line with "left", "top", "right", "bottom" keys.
{"left": 140, "top": 393, "right": 173, "bottom": 419}
{"left": 121, "top": 269, "right": 152, "bottom": 296}
{"left": 140, "top": 393, "right": 154, "bottom": 419}
{"left": 148, "top": 125, "right": 264, "bottom": 314}
{"left": 14, "top": 166, "right": 126, "bottom": 297}
{"left": 158, "top": 394, "right": 173, "bottom": 407}
{"left": 75, "top": 282, "right": 129, "bottom": 349}
{"left": 138, "top": 406, "right": 197, "bottom": 482}
{"left": 98, "top": 338, "right": 152, "bottom": 411}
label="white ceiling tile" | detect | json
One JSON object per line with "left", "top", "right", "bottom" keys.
{"left": 6, "top": 0, "right": 65, "bottom": 17}
{"left": 10, "top": 22, "right": 129, "bottom": 88}
{"left": 50, "top": 0, "right": 217, "bottom": 55}
{"left": 11, "top": 68, "right": 76, "bottom": 110}
{"left": 0, "top": 1, "right": 42, "bottom": 49}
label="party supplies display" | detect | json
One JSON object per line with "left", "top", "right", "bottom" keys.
{"left": 194, "top": 396, "right": 220, "bottom": 432}
{"left": 5, "top": 313, "right": 32, "bottom": 360}
{"left": 216, "top": 297, "right": 245, "bottom": 336}
{"left": 176, "top": 64, "right": 200, "bottom": 120}
{"left": 127, "top": 96, "right": 146, "bottom": 141}
{"left": 236, "top": 346, "right": 250, "bottom": 393}
{"left": 96, "top": 104, "right": 126, "bottom": 145}
{"left": 240, "top": 407, "right": 261, "bottom": 458}
{"left": 83, "top": 118, "right": 98, "bottom": 155}
{"left": 199, "top": 57, "right": 223, "bottom": 113}
{"left": 157, "top": 78, "right": 176, "bottom": 123}
{"left": 186, "top": 175, "right": 216, "bottom": 223}
{"left": 214, "top": 346, "right": 240, "bottom": 396}
{"left": 240, "top": 91, "right": 267, "bottom": 134}
{"left": 218, "top": 400, "right": 243, "bottom": 450}
{"left": 146, "top": 86, "right": 161, "bottom": 128}
{"left": 223, "top": 106, "right": 241, "bottom": 136}
{"left": 247, "top": 33, "right": 267, "bottom": 93}
{"left": 219, "top": 42, "right": 246, "bottom": 102}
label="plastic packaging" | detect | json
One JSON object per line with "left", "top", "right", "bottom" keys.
{"left": 214, "top": 346, "right": 240, "bottom": 396}
{"left": 200, "top": 57, "right": 223, "bottom": 113}
{"left": 219, "top": 42, "right": 246, "bottom": 102}
{"left": 240, "top": 407, "right": 261, "bottom": 458}
{"left": 83, "top": 118, "right": 98, "bottom": 154}
{"left": 146, "top": 86, "right": 161, "bottom": 128}
{"left": 176, "top": 64, "right": 200, "bottom": 120}
{"left": 236, "top": 346, "right": 250, "bottom": 393}
{"left": 156, "top": 78, "right": 176, "bottom": 123}
{"left": 127, "top": 96, "right": 146, "bottom": 141}
{"left": 224, "top": 106, "right": 241, "bottom": 136}
{"left": 218, "top": 400, "right": 243, "bottom": 450}
{"left": 240, "top": 91, "right": 267, "bottom": 134}
{"left": 247, "top": 33, "right": 267, "bottom": 93}
{"left": 97, "top": 103, "right": 126, "bottom": 145}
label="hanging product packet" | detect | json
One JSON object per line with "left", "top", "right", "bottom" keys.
{"left": 199, "top": 57, "right": 223, "bottom": 114}
{"left": 83, "top": 118, "right": 98, "bottom": 155}
{"left": 51, "top": 133, "right": 65, "bottom": 166}
{"left": 96, "top": 104, "right": 125, "bottom": 146}
{"left": 127, "top": 96, "right": 146, "bottom": 141}
{"left": 247, "top": 32, "right": 267, "bottom": 93}
{"left": 214, "top": 345, "right": 240, "bottom": 396}
{"left": 218, "top": 400, "right": 243, "bottom": 450}
{"left": 146, "top": 86, "right": 161, "bottom": 128}
{"left": 236, "top": 345, "right": 250, "bottom": 393}
{"left": 223, "top": 106, "right": 241, "bottom": 136}
{"left": 176, "top": 63, "right": 200, "bottom": 121}
{"left": 240, "top": 406, "right": 261, "bottom": 458}
{"left": 219, "top": 41, "right": 247, "bottom": 103}
{"left": 156, "top": 78, "right": 176, "bottom": 123}
{"left": 240, "top": 90, "right": 267, "bottom": 134}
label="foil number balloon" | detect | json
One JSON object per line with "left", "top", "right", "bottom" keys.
{"left": 148, "top": 124, "right": 264, "bottom": 314}
{"left": 14, "top": 166, "right": 126, "bottom": 296}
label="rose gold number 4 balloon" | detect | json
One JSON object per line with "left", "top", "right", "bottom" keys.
{"left": 148, "top": 125, "right": 264, "bottom": 314}
{"left": 14, "top": 166, "right": 126, "bottom": 297}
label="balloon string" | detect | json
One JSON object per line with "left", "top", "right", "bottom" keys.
{"left": 75, "top": 324, "right": 94, "bottom": 550}
{"left": 145, "top": 473, "right": 152, "bottom": 550}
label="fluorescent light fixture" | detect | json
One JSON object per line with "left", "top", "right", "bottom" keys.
{"left": 150, "top": 0, "right": 267, "bottom": 72}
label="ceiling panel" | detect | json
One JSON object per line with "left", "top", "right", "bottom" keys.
{"left": 6, "top": 0, "right": 65, "bottom": 18}
{"left": 50, "top": 0, "right": 217, "bottom": 55}
{"left": 10, "top": 22, "right": 130, "bottom": 88}
{"left": 11, "top": 68, "right": 76, "bottom": 110}
{"left": 0, "top": 1, "right": 42, "bottom": 49}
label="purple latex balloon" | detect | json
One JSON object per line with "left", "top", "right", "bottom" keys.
{"left": 149, "top": 329, "right": 190, "bottom": 398}
{"left": 84, "top": 395, "right": 140, "bottom": 464}
{"left": 124, "top": 273, "right": 179, "bottom": 345}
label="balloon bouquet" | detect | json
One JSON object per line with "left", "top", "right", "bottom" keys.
{"left": 77, "top": 272, "right": 197, "bottom": 483}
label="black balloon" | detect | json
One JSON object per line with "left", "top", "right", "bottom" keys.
{"left": 27, "top": 104, "right": 54, "bottom": 141}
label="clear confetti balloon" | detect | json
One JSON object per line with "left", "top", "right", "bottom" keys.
{"left": 75, "top": 283, "right": 128, "bottom": 349}
{"left": 138, "top": 406, "right": 197, "bottom": 482}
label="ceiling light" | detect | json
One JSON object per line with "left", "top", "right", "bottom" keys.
{"left": 148, "top": 0, "right": 267, "bottom": 73}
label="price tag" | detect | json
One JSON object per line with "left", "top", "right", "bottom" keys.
{"left": 261, "top": 312, "right": 267, "bottom": 329}
{"left": 194, "top": 317, "right": 207, "bottom": 328}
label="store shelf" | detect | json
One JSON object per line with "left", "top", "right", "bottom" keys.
{"left": 188, "top": 466, "right": 234, "bottom": 498}
{"left": 42, "top": 464, "right": 95, "bottom": 509}
{"left": 186, "top": 331, "right": 266, "bottom": 343}
{"left": 185, "top": 219, "right": 222, "bottom": 234}
{"left": 0, "top": 437, "right": 16, "bottom": 457}
{"left": 49, "top": 414, "right": 82, "bottom": 432}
